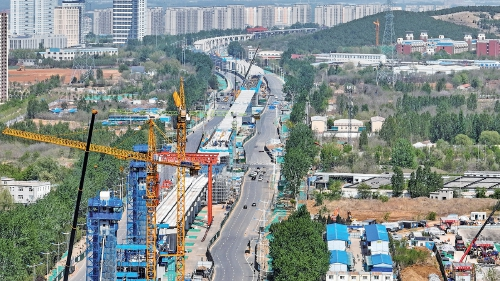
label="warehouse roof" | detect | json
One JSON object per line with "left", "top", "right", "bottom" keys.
{"left": 326, "top": 223, "right": 349, "bottom": 241}
{"left": 329, "top": 250, "right": 348, "bottom": 265}
{"left": 365, "top": 224, "right": 389, "bottom": 242}
{"left": 367, "top": 254, "right": 393, "bottom": 266}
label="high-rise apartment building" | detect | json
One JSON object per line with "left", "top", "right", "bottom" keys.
{"left": 291, "top": 4, "right": 310, "bottom": 25}
{"left": 35, "top": 0, "right": 58, "bottom": 34}
{"left": 113, "top": 0, "right": 147, "bottom": 44}
{"left": 275, "top": 6, "right": 292, "bottom": 28}
{"left": 226, "top": 5, "right": 245, "bottom": 30}
{"left": 93, "top": 8, "right": 113, "bottom": 35}
{"left": 61, "top": 0, "right": 86, "bottom": 44}
{"left": 10, "top": 0, "right": 57, "bottom": 35}
{"left": 10, "top": 0, "right": 35, "bottom": 35}
{"left": 257, "top": 5, "right": 275, "bottom": 28}
{"left": 0, "top": 13, "right": 8, "bottom": 103}
{"left": 212, "top": 7, "right": 227, "bottom": 30}
{"left": 54, "top": 6, "right": 81, "bottom": 47}
{"left": 145, "top": 7, "right": 165, "bottom": 36}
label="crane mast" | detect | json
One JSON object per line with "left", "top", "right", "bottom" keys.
{"left": 373, "top": 19, "right": 380, "bottom": 46}
{"left": 173, "top": 77, "right": 188, "bottom": 280}
{"left": 2, "top": 117, "right": 201, "bottom": 281}
{"left": 145, "top": 120, "right": 159, "bottom": 281}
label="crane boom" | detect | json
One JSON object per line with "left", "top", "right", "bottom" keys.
{"left": 459, "top": 201, "right": 500, "bottom": 262}
{"left": 2, "top": 127, "right": 200, "bottom": 170}
{"left": 243, "top": 44, "right": 260, "bottom": 82}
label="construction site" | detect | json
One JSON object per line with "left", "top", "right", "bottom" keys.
{"left": 2, "top": 44, "right": 272, "bottom": 281}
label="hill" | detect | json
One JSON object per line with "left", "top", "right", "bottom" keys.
{"left": 288, "top": 10, "right": 497, "bottom": 54}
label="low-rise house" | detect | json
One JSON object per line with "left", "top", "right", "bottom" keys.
{"left": 364, "top": 224, "right": 390, "bottom": 255}
{"left": 1, "top": 177, "right": 51, "bottom": 204}
{"left": 326, "top": 223, "right": 350, "bottom": 251}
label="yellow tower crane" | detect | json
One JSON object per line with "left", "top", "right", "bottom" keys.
{"left": 2, "top": 113, "right": 200, "bottom": 281}
{"left": 373, "top": 19, "right": 380, "bottom": 46}
{"left": 172, "top": 77, "right": 188, "bottom": 280}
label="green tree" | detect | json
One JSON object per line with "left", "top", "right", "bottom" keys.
{"left": 96, "top": 68, "right": 104, "bottom": 80}
{"left": 421, "top": 82, "right": 432, "bottom": 94}
{"left": 118, "top": 64, "right": 129, "bottom": 73}
{"left": 455, "top": 134, "right": 473, "bottom": 146}
{"left": 466, "top": 93, "right": 477, "bottom": 111}
{"left": 0, "top": 186, "right": 14, "bottom": 210}
{"left": 391, "top": 138, "right": 416, "bottom": 168}
{"left": 476, "top": 188, "right": 487, "bottom": 198}
{"left": 391, "top": 166, "right": 404, "bottom": 197}
{"left": 227, "top": 41, "right": 246, "bottom": 58}
{"left": 320, "top": 142, "right": 342, "bottom": 170}
{"left": 269, "top": 205, "right": 330, "bottom": 281}
{"left": 479, "top": 131, "right": 500, "bottom": 145}
{"left": 357, "top": 182, "right": 372, "bottom": 199}
{"left": 359, "top": 130, "right": 368, "bottom": 150}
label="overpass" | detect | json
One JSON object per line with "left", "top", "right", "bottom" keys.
{"left": 193, "top": 28, "right": 319, "bottom": 53}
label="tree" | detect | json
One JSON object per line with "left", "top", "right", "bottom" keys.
{"left": 96, "top": 68, "right": 104, "bottom": 80}
{"left": 357, "top": 183, "right": 372, "bottom": 199}
{"left": 118, "top": 64, "right": 129, "bottom": 73}
{"left": 0, "top": 186, "right": 14, "bottom": 211}
{"left": 391, "top": 166, "right": 404, "bottom": 197}
{"left": 454, "top": 134, "right": 473, "bottom": 146}
{"left": 421, "top": 82, "right": 432, "bottom": 94}
{"left": 359, "top": 130, "right": 368, "bottom": 150}
{"left": 391, "top": 138, "right": 416, "bottom": 168}
{"left": 479, "top": 131, "right": 500, "bottom": 145}
{"left": 466, "top": 93, "right": 477, "bottom": 111}
{"left": 320, "top": 142, "right": 342, "bottom": 170}
{"left": 476, "top": 188, "right": 487, "bottom": 198}
{"left": 227, "top": 41, "right": 245, "bottom": 58}
{"left": 269, "top": 205, "right": 330, "bottom": 281}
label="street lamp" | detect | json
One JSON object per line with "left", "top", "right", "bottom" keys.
{"left": 41, "top": 251, "right": 55, "bottom": 276}
{"left": 27, "top": 262, "right": 43, "bottom": 281}
{"left": 51, "top": 242, "right": 65, "bottom": 277}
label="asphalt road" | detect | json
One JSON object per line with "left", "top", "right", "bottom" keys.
{"left": 210, "top": 74, "right": 284, "bottom": 281}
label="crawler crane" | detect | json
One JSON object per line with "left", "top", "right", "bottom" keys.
{"left": 2, "top": 112, "right": 201, "bottom": 281}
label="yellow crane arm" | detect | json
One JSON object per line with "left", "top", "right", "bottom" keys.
{"left": 2, "top": 128, "right": 199, "bottom": 169}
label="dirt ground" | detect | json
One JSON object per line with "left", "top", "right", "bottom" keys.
{"left": 305, "top": 197, "right": 497, "bottom": 222}
{"left": 9, "top": 68, "right": 120, "bottom": 84}
{"left": 432, "top": 12, "right": 500, "bottom": 36}
{"left": 400, "top": 246, "right": 443, "bottom": 281}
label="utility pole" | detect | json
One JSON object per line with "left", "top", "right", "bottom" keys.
{"left": 41, "top": 251, "right": 55, "bottom": 276}
{"left": 346, "top": 84, "right": 354, "bottom": 146}
{"left": 27, "top": 263, "right": 43, "bottom": 281}
{"left": 51, "top": 242, "right": 64, "bottom": 277}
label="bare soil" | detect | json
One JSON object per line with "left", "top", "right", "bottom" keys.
{"left": 305, "top": 197, "right": 497, "bottom": 222}
{"left": 432, "top": 12, "right": 500, "bottom": 37}
{"left": 9, "top": 68, "right": 120, "bottom": 84}
{"left": 401, "top": 246, "right": 443, "bottom": 281}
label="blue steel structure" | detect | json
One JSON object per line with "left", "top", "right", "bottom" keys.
{"left": 86, "top": 192, "right": 123, "bottom": 281}
{"left": 127, "top": 144, "right": 148, "bottom": 243}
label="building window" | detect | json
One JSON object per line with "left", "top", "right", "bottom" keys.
{"left": 374, "top": 276, "right": 379, "bottom": 280}
{"left": 29, "top": 187, "right": 33, "bottom": 192}
{"left": 352, "top": 277, "right": 357, "bottom": 280}
{"left": 363, "top": 277, "right": 368, "bottom": 280}
{"left": 340, "top": 277, "right": 345, "bottom": 280}
{"left": 18, "top": 187, "right": 23, "bottom": 192}
{"left": 385, "top": 277, "right": 390, "bottom": 280}
{"left": 18, "top": 195, "right": 23, "bottom": 200}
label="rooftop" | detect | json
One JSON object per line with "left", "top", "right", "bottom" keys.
{"left": 326, "top": 223, "right": 349, "bottom": 241}
{"left": 364, "top": 224, "right": 389, "bottom": 242}
{"left": 329, "top": 250, "right": 348, "bottom": 265}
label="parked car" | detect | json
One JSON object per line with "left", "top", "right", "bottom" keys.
{"left": 243, "top": 205, "right": 247, "bottom": 209}
{"left": 252, "top": 203, "right": 257, "bottom": 207}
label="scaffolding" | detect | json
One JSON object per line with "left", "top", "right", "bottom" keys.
{"left": 86, "top": 191, "right": 123, "bottom": 281}
{"left": 213, "top": 174, "right": 231, "bottom": 203}
{"left": 127, "top": 144, "right": 148, "bottom": 244}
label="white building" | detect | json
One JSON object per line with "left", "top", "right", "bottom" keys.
{"left": 291, "top": 4, "right": 311, "bottom": 24}
{"left": 10, "top": 0, "right": 57, "bottom": 35}
{"left": 9, "top": 34, "right": 68, "bottom": 49}
{"left": 145, "top": 7, "right": 165, "bottom": 36}
{"left": 315, "top": 53, "right": 387, "bottom": 66}
{"left": 93, "top": 8, "right": 113, "bottom": 35}
{"left": 311, "top": 116, "right": 327, "bottom": 134}
{"left": 41, "top": 47, "right": 118, "bottom": 61}
{"left": 0, "top": 13, "right": 8, "bottom": 103}
{"left": 54, "top": 6, "right": 81, "bottom": 47}
{"left": 61, "top": 0, "right": 86, "bottom": 44}
{"left": 370, "top": 116, "right": 385, "bottom": 133}
{"left": 1, "top": 177, "right": 51, "bottom": 204}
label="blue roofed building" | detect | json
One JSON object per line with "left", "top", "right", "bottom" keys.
{"left": 366, "top": 254, "right": 393, "bottom": 272}
{"left": 364, "top": 224, "right": 390, "bottom": 255}
{"left": 328, "top": 250, "right": 350, "bottom": 272}
{"left": 326, "top": 223, "right": 350, "bottom": 251}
